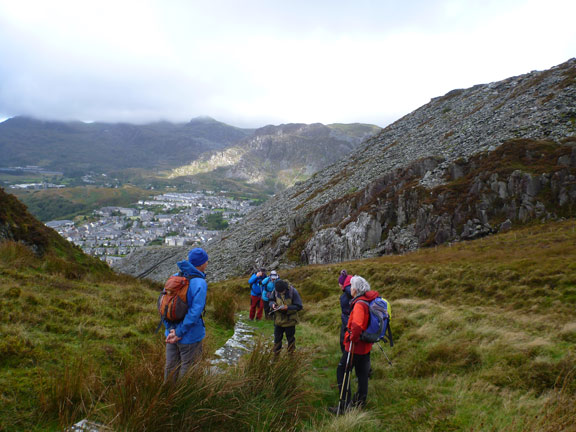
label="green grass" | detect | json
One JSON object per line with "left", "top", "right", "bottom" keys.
{"left": 220, "top": 219, "right": 576, "bottom": 431}
{"left": 1, "top": 219, "right": 575, "bottom": 430}
{"left": 10, "top": 185, "right": 151, "bottom": 221}
{"left": 0, "top": 244, "right": 240, "bottom": 431}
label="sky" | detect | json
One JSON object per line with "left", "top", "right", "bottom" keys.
{"left": 0, "top": 0, "right": 575, "bottom": 129}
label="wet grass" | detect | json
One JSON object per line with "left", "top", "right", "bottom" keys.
{"left": 0, "top": 244, "right": 235, "bottom": 431}
{"left": 1, "top": 219, "right": 575, "bottom": 430}
{"left": 220, "top": 219, "right": 576, "bottom": 431}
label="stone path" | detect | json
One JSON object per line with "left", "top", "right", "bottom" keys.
{"left": 210, "top": 312, "right": 256, "bottom": 372}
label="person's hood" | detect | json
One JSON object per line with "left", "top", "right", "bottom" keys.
{"left": 357, "top": 290, "right": 379, "bottom": 302}
{"left": 177, "top": 260, "right": 206, "bottom": 279}
{"left": 341, "top": 275, "right": 353, "bottom": 291}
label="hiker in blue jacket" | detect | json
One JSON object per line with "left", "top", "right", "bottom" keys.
{"left": 261, "top": 270, "right": 279, "bottom": 319}
{"left": 248, "top": 268, "right": 266, "bottom": 320}
{"left": 164, "top": 248, "right": 209, "bottom": 382}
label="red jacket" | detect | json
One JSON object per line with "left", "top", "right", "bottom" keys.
{"left": 344, "top": 290, "right": 379, "bottom": 355}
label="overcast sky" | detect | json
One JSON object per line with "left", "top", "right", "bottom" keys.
{"left": 0, "top": 0, "right": 574, "bottom": 128}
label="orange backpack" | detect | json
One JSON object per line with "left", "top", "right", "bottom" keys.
{"left": 157, "top": 274, "right": 199, "bottom": 322}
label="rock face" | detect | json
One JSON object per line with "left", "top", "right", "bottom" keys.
{"left": 168, "top": 122, "right": 381, "bottom": 187}
{"left": 117, "top": 58, "right": 576, "bottom": 282}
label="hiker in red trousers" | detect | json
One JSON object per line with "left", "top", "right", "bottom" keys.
{"left": 247, "top": 268, "right": 266, "bottom": 320}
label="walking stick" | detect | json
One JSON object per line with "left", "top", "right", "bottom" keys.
{"left": 376, "top": 341, "right": 393, "bottom": 366}
{"left": 337, "top": 341, "right": 354, "bottom": 415}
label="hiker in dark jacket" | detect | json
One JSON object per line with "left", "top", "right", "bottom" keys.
{"left": 269, "top": 279, "right": 303, "bottom": 353}
{"left": 164, "top": 247, "right": 209, "bottom": 382}
{"left": 248, "top": 268, "right": 266, "bottom": 320}
{"left": 333, "top": 275, "right": 378, "bottom": 411}
{"left": 338, "top": 270, "right": 353, "bottom": 353}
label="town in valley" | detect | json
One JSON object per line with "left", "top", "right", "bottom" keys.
{"left": 46, "top": 191, "right": 254, "bottom": 265}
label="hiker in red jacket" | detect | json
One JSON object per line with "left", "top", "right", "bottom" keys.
{"left": 331, "top": 275, "right": 378, "bottom": 412}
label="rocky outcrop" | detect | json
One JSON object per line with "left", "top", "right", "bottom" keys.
{"left": 168, "top": 123, "right": 381, "bottom": 186}
{"left": 301, "top": 139, "right": 576, "bottom": 262}
{"left": 117, "top": 58, "right": 576, "bottom": 282}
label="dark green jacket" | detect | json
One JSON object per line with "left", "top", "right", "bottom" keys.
{"left": 269, "top": 286, "right": 303, "bottom": 327}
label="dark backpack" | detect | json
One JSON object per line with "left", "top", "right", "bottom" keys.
{"left": 357, "top": 297, "right": 394, "bottom": 346}
{"left": 157, "top": 273, "right": 199, "bottom": 323}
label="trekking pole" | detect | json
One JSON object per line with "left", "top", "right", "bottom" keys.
{"left": 337, "top": 341, "right": 353, "bottom": 415}
{"left": 376, "top": 341, "right": 393, "bottom": 366}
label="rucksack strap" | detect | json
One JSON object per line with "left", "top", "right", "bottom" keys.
{"left": 178, "top": 272, "right": 201, "bottom": 281}
{"left": 385, "top": 321, "right": 394, "bottom": 347}
{"left": 353, "top": 298, "right": 370, "bottom": 308}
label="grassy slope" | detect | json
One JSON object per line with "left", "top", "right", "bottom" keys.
{"left": 0, "top": 187, "right": 109, "bottom": 270}
{"left": 221, "top": 219, "right": 576, "bottom": 431}
{"left": 0, "top": 187, "right": 231, "bottom": 430}
{"left": 1, "top": 219, "right": 575, "bottom": 431}
{"left": 0, "top": 243, "right": 235, "bottom": 431}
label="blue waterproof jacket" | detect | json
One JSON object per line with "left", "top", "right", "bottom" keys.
{"left": 163, "top": 260, "right": 207, "bottom": 344}
{"left": 248, "top": 273, "right": 266, "bottom": 296}
{"left": 260, "top": 276, "right": 276, "bottom": 301}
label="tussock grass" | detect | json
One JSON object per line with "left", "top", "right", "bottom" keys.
{"left": 306, "top": 409, "right": 378, "bottom": 432}
{"left": 209, "top": 288, "right": 237, "bottom": 328}
{"left": 2, "top": 219, "right": 576, "bottom": 430}
{"left": 522, "top": 371, "right": 576, "bottom": 432}
{"left": 0, "top": 241, "right": 36, "bottom": 268}
{"left": 40, "top": 339, "right": 315, "bottom": 431}
{"left": 218, "top": 219, "right": 576, "bottom": 430}
{"left": 39, "top": 357, "right": 103, "bottom": 428}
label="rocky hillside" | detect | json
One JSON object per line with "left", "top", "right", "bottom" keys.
{"left": 0, "top": 116, "right": 252, "bottom": 173}
{"left": 0, "top": 186, "right": 111, "bottom": 274}
{"left": 168, "top": 122, "right": 381, "bottom": 187}
{"left": 1, "top": 186, "right": 76, "bottom": 255}
{"left": 117, "top": 58, "right": 576, "bottom": 282}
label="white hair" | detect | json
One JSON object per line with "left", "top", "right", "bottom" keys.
{"left": 351, "top": 276, "right": 370, "bottom": 296}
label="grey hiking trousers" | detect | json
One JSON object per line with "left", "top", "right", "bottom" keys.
{"left": 165, "top": 341, "right": 202, "bottom": 382}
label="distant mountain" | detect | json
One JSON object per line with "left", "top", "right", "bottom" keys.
{"left": 116, "top": 58, "right": 576, "bottom": 282}
{"left": 168, "top": 122, "right": 381, "bottom": 187}
{"left": 0, "top": 116, "right": 252, "bottom": 174}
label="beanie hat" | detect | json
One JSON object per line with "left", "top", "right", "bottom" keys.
{"left": 270, "top": 270, "right": 279, "bottom": 279}
{"left": 275, "top": 279, "right": 289, "bottom": 292}
{"left": 188, "top": 248, "right": 209, "bottom": 267}
{"left": 338, "top": 269, "right": 348, "bottom": 285}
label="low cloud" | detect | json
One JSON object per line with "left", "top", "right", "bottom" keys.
{"left": 0, "top": 0, "right": 574, "bottom": 128}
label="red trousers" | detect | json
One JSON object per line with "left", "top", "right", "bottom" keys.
{"left": 250, "top": 295, "right": 263, "bottom": 320}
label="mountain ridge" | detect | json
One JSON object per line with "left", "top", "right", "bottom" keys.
{"left": 0, "top": 116, "right": 253, "bottom": 173}
{"left": 168, "top": 122, "right": 381, "bottom": 188}
{"left": 116, "top": 58, "right": 576, "bottom": 282}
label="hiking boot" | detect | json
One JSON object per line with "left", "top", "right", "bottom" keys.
{"left": 328, "top": 405, "right": 346, "bottom": 415}
{"left": 351, "top": 393, "right": 367, "bottom": 409}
